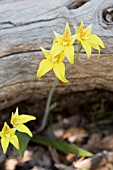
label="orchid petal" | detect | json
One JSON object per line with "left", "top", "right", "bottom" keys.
{"left": 70, "top": 35, "right": 76, "bottom": 45}
{"left": 10, "top": 135, "right": 19, "bottom": 150}
{"left": 20, "top": 115, "right": 36, "bottom": 123}
{"left": 80, "top": 21, "right": 84, "bottom": 30}
{"left": 37, "top": 59, "right": 53, "bottom": 78}
{"left": 53, "top": 62, "right": 68, "bottom": 83}
{"left": 15, "top": 107, "right": 19, "bottom": 115}
{"left": 1, "top": 137, "right": 9, "bottom": 154}
{"left": 40, "top": 47, "right": 50, "bottom": 59}
{"left": 90, "top": 34, "right": 105, "bottom": 48}
{"left": 53, "top": 31, "right": 62, "bottom": 43}
{"left": 51, "top": 43, "right": 64, "bottom": 57}
{"left": 17, "top": 124, "right": 33, "bottom": 137}
{"left": 10, "top": 129, "right": 16, "bottom": 136}
{"left": 64, "top": 22, "right": 71, "bottom": 37}
{"left": 64, "top": 45, "right": 74, "bottom": 64}
{"left": 81, "top": 41, "right": 92, "bottom": 58}
{"left": 84, "top": 23, "right": 92, "bottom": 35}
{"left": 58, "top": 52, "right": 65, "bottom": 62}
{"left": 74, "top": 24, "right": 78, "bottom": 30}
{"left": 91, "top": 44, "right": 100, "bottom": 59}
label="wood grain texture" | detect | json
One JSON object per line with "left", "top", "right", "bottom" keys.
{"left": 0, "top": 0, "right": 113, "bottom": 110}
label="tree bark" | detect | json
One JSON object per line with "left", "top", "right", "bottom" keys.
{"left": 0, "top": 0, "right": 113, "bottom": 110}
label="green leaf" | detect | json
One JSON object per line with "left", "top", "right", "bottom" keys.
{"left": 31, "top": 135, "right": 93, "bottom": 157}
{"left": 49, "top": 102, "right": 57, "bottom": 111}
{"left": 16, "top": 131, "right": 31, "bottom": 157}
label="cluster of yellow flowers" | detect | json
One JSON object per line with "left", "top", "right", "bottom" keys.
{"left": 37, "top": 21, "right": 105, "bottom": 83}
{"left": 0, "top": 21, "right": 105, "bottom": 155}
{"left": 0, "top": 108, "right": 36, "bottom": 153}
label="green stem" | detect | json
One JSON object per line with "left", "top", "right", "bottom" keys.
{"left": 37, "top": 43, "right": 82, "bottom": 133}
{"left": 37, "top": 77, "right": 58, "bottom": 132}
{"left": 75, "top": 43, "right": 82, "bottom": 60}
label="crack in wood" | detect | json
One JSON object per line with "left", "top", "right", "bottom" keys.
{"left": 0, "top": 50, "right": 41, "bottom": 59}
{"left": 0, "top": 18, "right": 57, "bottom": 30}
{"left": 67, "top": 0, "right": 88, "bottom": 9}
{"left": 0, "top": 21, "right": 15, "bottom": 26}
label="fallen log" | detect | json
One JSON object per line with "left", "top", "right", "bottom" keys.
{"left": 0, "top": 0, "right": 113, "bottom": 110}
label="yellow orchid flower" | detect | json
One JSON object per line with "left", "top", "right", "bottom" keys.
{"left": 0, "top": 122, "right": 19, "bottom": 153}
{"left": 37, "top": 47, "right": 68, "bottom": 83}
{"left": 52, "top": 22, "right": 76, "bottom": 64}
{"left": 74, "top": 21, "right": 105, "bottom": 58}
{"left": 10, "top": 108, "right": 36, "bottom": 137}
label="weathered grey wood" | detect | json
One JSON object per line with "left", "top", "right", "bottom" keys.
{"left": 0, "top": 0, "right": 113, "bottom": 110}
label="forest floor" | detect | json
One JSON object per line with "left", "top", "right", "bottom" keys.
{"left": 1, "top": 89, "right": 113, "bottom": 170}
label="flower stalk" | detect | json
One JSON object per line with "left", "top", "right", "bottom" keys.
{"left": 37, "top": 43, "right": 82, "bottom": 132}
{"left": 37, "top": 77, "right": 59, "bottom": 132}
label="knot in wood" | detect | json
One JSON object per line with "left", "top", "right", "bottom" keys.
{"left": 102, "top": 7, "right": 113, "bottom": 25}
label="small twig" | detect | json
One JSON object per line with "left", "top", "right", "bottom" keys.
{"left": 48, "top": 147, "right": 60, "bottom": 164}
{"left": 55, "top": 163, "right": 74, "bottom": 170}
